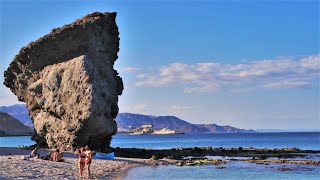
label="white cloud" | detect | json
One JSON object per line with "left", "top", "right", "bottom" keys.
{"left": 119, "top": 103, "right": 149, "bottom": 114}
{"left": 171, "top": 105, "right": 193, "bottom": 111}
{"left": 262, "top": 81, "right": 312, "bottom": 89}
{"left": 136, "top": 55, "right": 320, "bottom": 93}
{"left": 118, "top": 66, "right": 141, "bottom": 73}
{"left": 170, "top": 104, "right": 193, "bottom": 117}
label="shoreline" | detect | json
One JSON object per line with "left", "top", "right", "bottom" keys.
{"left": 1, "top": 147, "right": 319, "bottom": 179}
{"left": 0, "top": 147, "right": 174, "bottom": 180}
{"left": 0, "top": 155, "right": 149, "bottom": 180}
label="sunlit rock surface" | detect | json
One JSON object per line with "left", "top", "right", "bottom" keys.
{"left": 4, "top": 12, "right": 123, "bottom": 152}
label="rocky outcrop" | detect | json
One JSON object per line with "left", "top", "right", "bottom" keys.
{"left": 244, "top": 159, "right": 320, "bottom": 166}
{"left": 113, "top": 147, "right": 320, "bottom": 160}
{"left": 0, "top": 112, "right": 33, "bottom": 136}
{"left": 3, "top": 12, "right": 123, "bottom": 152}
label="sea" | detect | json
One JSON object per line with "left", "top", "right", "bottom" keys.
{"left": 1, "top": 132, "right": 319, "bottom": 150}
{"left": 1, "top": 132, "right": 319, "bottom": 179}
{"left": 112, "top": 132, "right": 320, "bottom": 150}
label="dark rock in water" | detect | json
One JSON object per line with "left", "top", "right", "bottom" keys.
{"left": 0, "top": 112, "right": 33, "bottom": 136}
{"left": 113, "top": 147, "right": 320, "bottom": 160}
{"left": 3, "top": 12, "right": 123, "bottom": 152}
{"left": 278, "top": 167, "right": 293, "bottom": 171}
{"left": 216, "top": 166, "right": 227, "bottom": 169}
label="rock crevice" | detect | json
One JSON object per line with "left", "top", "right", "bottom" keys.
{"left": 4, "top": 12, "right": 123, "bottom": 152}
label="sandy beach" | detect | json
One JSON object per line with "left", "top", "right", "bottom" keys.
{"left": 0, "top": 147, "right": 166, "bottom": 180}
{"left": 1, "top": 146, "right": 320, "bottom": 180}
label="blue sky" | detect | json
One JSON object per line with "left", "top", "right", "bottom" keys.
{"left": 0, "top": 0, "right": 319, "bottom": 129}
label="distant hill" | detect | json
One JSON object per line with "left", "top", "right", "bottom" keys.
{"left": 116, "top": 113, "right": 254, "bottom": 134}
{"left": 0, "top": 104, "right": 33, "bottom": 127}
{"left": 194, "top": 124, "right": 252, "bottom": 133}
{"left": 0, "top": 112, "right": 33, "bottom": 136}
{"left": 0, "top": 104, "right": 254, "bottom": 134}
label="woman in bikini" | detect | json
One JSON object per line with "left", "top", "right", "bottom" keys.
{"left": 85, "top": 145, "right": 93, "bottom": 179}
{"left": 76, "top": 147, "right": 86, "bottom": 178}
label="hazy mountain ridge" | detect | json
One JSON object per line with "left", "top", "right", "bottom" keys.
{"left": 0, "top": 112, "right": 33, "bottom": 136}
{"left": 0, "top": 104, "right": 33, "bottom": 127}
{"left": 116, "top": 113, "right": 254, "bottom": 133}
{"left": 0, "top": 105, "right": 254, "bottom": 134}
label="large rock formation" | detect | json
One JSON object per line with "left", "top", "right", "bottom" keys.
{"left": 3, "top": 12, "right": 123, "bottom": 152}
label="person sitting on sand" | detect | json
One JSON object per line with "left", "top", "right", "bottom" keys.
{"left": 76, "top": 147, "right": 86, "bottom": 178}
{"left": 41, "top": 152, "right": 52, "bottom": 160}
{"left": 85, "top": 145, "right": 93, "bottom": 179}
{"left": 56, "top": 149, "right": 64, "bottom": 161}
{"left": 30, "top": 147, "right": 39, "bottom": 158}
{"left": 50, "top": 149, "right": 64, "bottom": 162}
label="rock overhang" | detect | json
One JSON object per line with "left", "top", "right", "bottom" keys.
{"left": 3, "top": 12, "right": 123, "bottom": 152}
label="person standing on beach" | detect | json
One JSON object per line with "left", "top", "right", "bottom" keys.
{"left": 76, "top": 147, "right": 86, "bottom": 178}
{"left": 85, "top": 145, "right": 93, "bottom": 179}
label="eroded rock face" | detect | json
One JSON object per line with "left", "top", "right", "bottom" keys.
{"left": 4, "top": 12, "right": 123, "bottom": 152}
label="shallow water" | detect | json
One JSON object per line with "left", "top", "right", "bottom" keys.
{"left": 124, "top": 161, "right": 320, "bottom": 180}
{"left": 0, "top": 136, "right": 35, "bottom": 147}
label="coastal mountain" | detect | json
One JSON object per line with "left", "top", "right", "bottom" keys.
{"left": 116, "top": 113, "right": 254, "bottom": 134}
{"left": 0, "top": 112, "right": 33, "bottom": 136}
{"left": 0, "top": 104, "right": 254, "bottom": 134}
{"left": 0, "top": 104, "right": 33, "bottom": 127}
{"left": 194, "top": 124, "right": 250, "bottom": 133}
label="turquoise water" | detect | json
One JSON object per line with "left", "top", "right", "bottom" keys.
{"left": 0, "top": 136, "right": 35, "bottom": 147}
{"left": 1, "top": 132, "right": 319, "bottom": 150}
{"left": 124, "top": 162, "right": 320, "bottom": 180}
